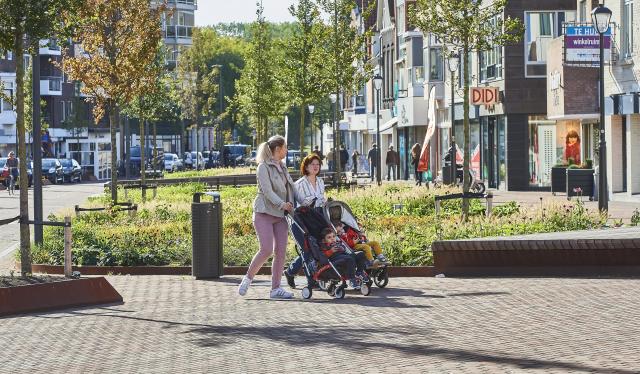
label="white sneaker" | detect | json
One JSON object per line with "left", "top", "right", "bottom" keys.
{"left": 238, "top": 276, "right": 252, "bottom": 296}
{"left": 270, "top": 287, "right": 294, "bottom": 299}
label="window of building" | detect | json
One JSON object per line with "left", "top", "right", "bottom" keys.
{"left": 525, "top": 11, "right": 576, "bottom": 77}
{"left": 428, "top": 47, "right": 443, "bottom": 81}
{"left": 1, "top": 81, "right": 13, "bottom": 112}
{"left": 1, "top": 50, "right": 12, "bottom": 60}
{"left": 480, "top": 16, "right": 503, "bottom": 82}
{"left": 579, "top": 0, "right": 587, "bottom": 22}
{"left": 622, "top": 0, "right": 634, "bottom": 58}
{"left": 396, "top": 2, "right": 405, "bottom": 35}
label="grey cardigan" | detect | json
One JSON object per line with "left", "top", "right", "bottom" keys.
{"left": 253, "top": 159, "right": 296, "bottom": 218}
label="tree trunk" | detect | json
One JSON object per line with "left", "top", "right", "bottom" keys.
{"left": 462, "top": 42, "right": 471, "bottom": 221}
{"left": 299, "top": 103, "right": 305, "bottom": 153}
{"left": 109, "top": 104, "right": 119, "bottom": 204}
{"left": 153, "top": 122, "right": 158, "bottom": 175}
{"left": 15, "top": 28, "right": 32, "bottom": 275}
{"left": 140, "top": 119, "right": 147, "bottom": 201}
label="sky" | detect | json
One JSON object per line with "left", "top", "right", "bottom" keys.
{"left": 195, "top": 0, "right": 296, "bottom": 26}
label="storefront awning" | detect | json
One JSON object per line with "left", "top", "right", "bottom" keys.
{"left": 379, "top": 117, "right": 398, "bottom": 135}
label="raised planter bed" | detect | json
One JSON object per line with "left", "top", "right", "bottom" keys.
{"left": 32, "top": 264, "right": 437, "bottom": 277}
{"left": 432, "top": 236, "right": 640, "bottom": 277}
{"left": 551, "top": 166, "right": 567, "bottom": 195}
{"left": 567, "top": 168, "right": 594, "bottom": 199}
{"left": 0, "top": 277, "right": 122, "bottom": 317}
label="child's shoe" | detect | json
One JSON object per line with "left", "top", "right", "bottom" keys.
{"left": 365, "top": 259, "right": 375, "bottom": 268}
{"left": 349, "top": 278, "right": 361, "bottom": 290}
{"left": 377, "top": 254, "right": 389, "bottom": 265}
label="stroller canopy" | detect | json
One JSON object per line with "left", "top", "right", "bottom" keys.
{"left": 324, "top": 200, "right": 359, "bottom": 231}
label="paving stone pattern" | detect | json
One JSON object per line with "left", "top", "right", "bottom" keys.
{"left": 2, "top": 276, "right": 640, "bottom": 373}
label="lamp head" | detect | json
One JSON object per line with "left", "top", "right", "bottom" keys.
{"left": 448, "top": 52, "right": 459, "bottom": 73}
{"left": 591, "top": 5, "right": 612, "bottom": 34}
{"left": 373, "top": 74, "right": 383, "bottom": 91}
{"left": 308, "top": 104, "right": 315, "bottom": 114}
{"left": 329, "top": 93, "right": 337, "bottom": 103}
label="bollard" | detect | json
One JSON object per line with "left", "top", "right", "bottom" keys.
{"left": 64, "top": 216, "right": 72, "bottom": 278}
{"left": 74, "top": 205, "right": 79, "bottom": 217}
{"left": 486, "top": 193, "right": 493, "bottom": 217}
{"left": 435, "top": 199, "right": 441, "bottom": 215}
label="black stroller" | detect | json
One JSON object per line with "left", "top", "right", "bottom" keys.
{"left": 324, "top": 200, "right": 390, "bottom": 288}
{"left": 285, "top": 205, "right": 372, "bottom": 299}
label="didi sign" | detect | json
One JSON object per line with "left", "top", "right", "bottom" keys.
{"left": 470, "top": 87, "right": 499, "bottom": 105}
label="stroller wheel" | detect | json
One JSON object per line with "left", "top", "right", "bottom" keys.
{"left": 327, "top": 283, "right": 336, "bottom": 297}
{"left": 360, "top": 283, "right": 371, "bottom": 296}
{"left": 373, "top": 267, "right": 389, "bottom": 288}
{"left": 334, "top": 285, "right": 346, "bottom": 299}
{"left": 301, "top": 286, "right": 312, "bottom": 299}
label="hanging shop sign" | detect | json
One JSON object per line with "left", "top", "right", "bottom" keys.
{"left": 565, "top": 26, "right": 611, "bottom": 65}
{"left": 470, "top": 87, "right": 499, "bottom": 105}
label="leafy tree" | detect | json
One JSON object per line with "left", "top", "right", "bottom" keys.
{"left": 0, "top": 0, "right": 79, "bottom": 275}
{"left": 57, "top": 0, "right": 167, "bottom": 204}
{"left": 411, "top": 0, "right": 523, "bottom": 220}
{"left": 280, "top": 0, "right": 328, "bottom": 152}
{"left": 122, "top": 45, "right": 178, "bottom": 200}
{"left": 317, "top": 0, "right": 373, "bottom": 178}
{"left": 235, "top": 2, "right": 284, "bottom": 143}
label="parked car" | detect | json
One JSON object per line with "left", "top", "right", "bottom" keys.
{"left": 60, "top": 158, "right": 82, "bottom": 183}
{"left": 1, "top": 157, "right": 33, "bottom": 188}
{"left": 39, "top": 158, "right": 64, "bottom": 184}
{"left": 203, "top": 151, "right": 221, "bottom": 169}
{"left": 247, "top": 150, "right": 257, "bottom": 166}
{"left": 224, "top": 144, "right": 251, "bottom": 166}
{"left": 130, "top": 146, "right": 164, "bottom": 174}
{"left": 184, "top": 152, "right": 205, "bottom": 170}
{"left": 286, "top": 150, "right": 304, "bottom": 168}
{"left": 164, "top": 153, "right": 183, "bottom": 172}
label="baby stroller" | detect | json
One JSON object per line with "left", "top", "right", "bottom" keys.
{"left": 285, "top": 205, "right": 372, "bottom": 299}
{"left": 324, "top": 200, "right": 390, "bottom": 289}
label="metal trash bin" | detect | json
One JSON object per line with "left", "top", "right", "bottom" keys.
{"left": 192, "top": 192, "right": 223, "bottom": 279}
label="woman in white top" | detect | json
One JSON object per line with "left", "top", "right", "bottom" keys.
{"left": 284, "top": 154, "right": 326, "bottom": 288}
{"left": 294, "top": 154, "right": 325, "bottom": 208}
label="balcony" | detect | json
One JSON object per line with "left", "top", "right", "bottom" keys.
{"left": 39, "top": 39, "right": 62, "bottom": 56}
{"left": 41, "top": 77, "right": 63, "bottom": 96}
{"left": 164, "top": 25, "right": 194, "bottom": 43}
{"left": 166, "top": 0, "right": 197, "bottom": 10}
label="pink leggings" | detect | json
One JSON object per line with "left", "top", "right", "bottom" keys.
{"left": 247, "top": 212, "right": 289, "bottom": 290}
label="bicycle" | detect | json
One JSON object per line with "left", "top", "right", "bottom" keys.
{"left": 433, "top": 166, "right": 486, "bottom": 194}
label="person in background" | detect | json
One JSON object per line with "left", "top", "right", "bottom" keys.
{"left": 386, "top": 145, "right": 399, "bottom": 181}
{"left": 339, "top": 145, "right": 349, "bottom": 173}
{"left": 326, "top": 148, "right": 335, "bottom": 172}
{"left": 351, "top": 149, "right": 360, "bottom": 175}
{"left": 367, "top": 144, "right": 378, "bottom": 182}
{"left": 411, "top": 143, "right": 422, "bottom": 186}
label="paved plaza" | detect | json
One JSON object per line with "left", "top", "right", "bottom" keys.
{"left": 2, "top": 275, "right": 639, "bottom": 373}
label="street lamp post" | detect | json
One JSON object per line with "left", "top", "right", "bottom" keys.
{"left": 308, "top": 104, "right": 315, "bottom": 152}
{"left": 592, "top": 4, "right": 612, "bottom": 212}
{"left": 329, "top": 93, "right": 338, "bottom": 185}
{"left": 447, "top": 52, "right": 459, "bottom": 186}
{"left": 373, "top": 74, "right": 383, "bottom": 185}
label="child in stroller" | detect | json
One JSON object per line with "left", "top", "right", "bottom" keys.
{"left": 286, "top": 205, "right": 371, "bottom": 299}
{"left": 325, "top": 200, "right": 391, "bottom": 289}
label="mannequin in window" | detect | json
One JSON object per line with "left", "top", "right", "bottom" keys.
{"left": 564, "top": 130, "right": 581, "bottom": 165}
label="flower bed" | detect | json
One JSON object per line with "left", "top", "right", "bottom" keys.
{"left": 30, "top": 184, "right": 605, "bottom": 267}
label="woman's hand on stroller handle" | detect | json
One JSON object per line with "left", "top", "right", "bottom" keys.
{"left": 282, "top": 202, "right": 294, "bottom": 213}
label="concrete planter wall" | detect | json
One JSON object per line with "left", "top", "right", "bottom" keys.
{"left": 551, "top": 166, "right": 567, "bottom": 194}
{"left": 566, "top": 168, "right": 594, "bottom": 199}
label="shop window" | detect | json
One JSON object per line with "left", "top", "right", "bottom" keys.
{"left": 525, "top": 11, "right": 576, "bottom": 77}
{"left": 529, "top": 116, "right": 583, "bottom": 187}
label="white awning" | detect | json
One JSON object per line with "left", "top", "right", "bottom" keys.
{"left": 379, "top": 117, "right": 398, "bottom": 135}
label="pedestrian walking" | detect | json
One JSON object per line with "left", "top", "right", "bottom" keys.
{"left": 386, "top": 145, "right": 399, "bottom": 181}
{"left": 339, "top": 145, "right": 349, "bottom": 173}
{"left": 367, "top": 144, "right": 378, "bottom": 181}
{"left": 238, "top": 135, "right": 296, "bottom": 299}
{"left": 351, "top": 149, "right": 360, "bottom": 174}
{"left": 411, "top": 143, "right": 422, "bottom": 186}
{"left": 326, "top": 148, "right": 335, "bottom": 172}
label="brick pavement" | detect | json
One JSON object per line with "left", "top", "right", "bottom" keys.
{"left": 1, "top": 275, "right": 640, "bottom": 373}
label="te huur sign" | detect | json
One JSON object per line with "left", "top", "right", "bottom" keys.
{"left": 471, "top": 87, "right": 499, "bottom": 106}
